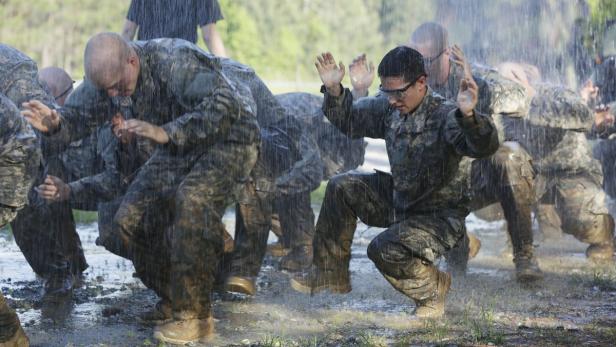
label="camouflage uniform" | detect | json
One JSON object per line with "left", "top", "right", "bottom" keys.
{"left": 310, "top": 86, "right": 498, "bottom": 303}
{"left": 271, "top": 93, "right": 365, "bottom": 256}
{"left": 221, "top": 73, "right": 323, "bottom": 280}
{"left": 0, "top": 93, "right": 39, "bottom": 344}
{"left": 509, "top": 85, "right": 614, "bottom": 259}
{"left": 57, "top": 39, "right": 260, "bottom": 320}
{"left": 0, "top": 44, "right": 87, "bottom": 283}
{"left": 432, "top": 64, "right": 538, "bottom": 275}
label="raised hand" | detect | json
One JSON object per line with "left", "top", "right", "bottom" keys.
{"left": 36, "top": 175, "right": 70, "bottom": 202}
{"left": 457, "top": 76, "right": 479, "bottom": 117}
{"left": 21, "top": 100, "right": 60, "bottom": 132}
{"left": 450, "top": 45, "right": 472, "bottom": 81}
{"left": 315, "top": 52, "right": 345, "bottom": 96}
{"left": 349, "top": 53, "right": 375, "bottom": 96}
{"left": 125, "top": 119, "right": 169, "bottom": 144}
{"left": 580, "top": 79, "right": 599, "bottom": 106}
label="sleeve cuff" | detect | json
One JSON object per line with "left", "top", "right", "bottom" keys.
{"left": 68, "top": 181, "right": 85, "bottom": 201}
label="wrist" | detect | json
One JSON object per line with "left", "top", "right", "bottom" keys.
{"left": 326, "top": 83, "right": 342, "bottom": 97}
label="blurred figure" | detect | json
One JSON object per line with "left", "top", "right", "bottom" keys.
{"left": 122, "top": 0, "right": 227, "bottom": 57}
{"left": 0, "top": 94, "right": 40, "bottom": 346}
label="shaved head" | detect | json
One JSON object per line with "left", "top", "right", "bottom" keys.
{"left": 84, "top": 32, "right": 132, "bottom": 88}
{"left": 84, "top": 32, "right": 140, "bottom": 96}
{"left": 409, "top": 22, "right": 448, "bottom": 56}
{"left": 38, "top": 67, "right": 73, "bottom": 105}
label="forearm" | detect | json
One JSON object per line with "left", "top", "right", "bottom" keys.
{"left": 201, "top": 24, "right": 226, "bottom": 57}
{"left": 449, "top": 109, "right": 500, "bottom": 158}
{"left": 121, "top": 20, "right": 137, "bottom": 41}
{"left": 322, "top": 85, "right": 384, "bottom": 139}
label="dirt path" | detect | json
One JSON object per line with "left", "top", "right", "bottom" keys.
{"left": 1, "top": 209, "right": 615, "bottom": 347}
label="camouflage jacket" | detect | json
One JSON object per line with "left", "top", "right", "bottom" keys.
{"left": 0, "top": 94, "right": 40, "bottom": 226}
{"left": 276, "top": 92, "right": 366, "bottom": 179}
{"left": 67, "top": 126, "right": 154, "bottom": 205}
{"left": 323, "top": 86, "right": 499, "bottom": 214}
{"left": 432, "top": 63, "right": 529, "bottom": 141}
{"left": 503, "top": 84, "right": 600, "bottom": 179}
{"left": 58, "top": 39, "right": 260, "bottom": 153}
{"left": 219, "top": 61, "right": 323, "bottom": 195}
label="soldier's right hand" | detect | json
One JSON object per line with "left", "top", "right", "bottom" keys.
{"left": 316, "top": 52, "right": 345, "bottom": 96}
{"left": 580, "top": 79, "right": 599, "bottom": 106}
{"left": 36, "top": 175, "right": 70, "bottom": 202}
{"left": 349, "top": 53, "right": 375, "bottom": 96}
{"left": 21, "top": 100, "right": 60, "bottom": 133}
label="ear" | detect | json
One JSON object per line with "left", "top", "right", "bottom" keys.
{"left": 416, "top": 75, "right": 427, "bottom": 87}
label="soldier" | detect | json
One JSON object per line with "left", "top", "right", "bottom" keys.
{"left": 409, "top": 22, "right": 543, "bottom": 281}
{"left": 517, "top": 78, "right": 614, "bottom": 263}
{"left": 291, "top": 47, "right": 499, "bottom": 318}
{"left": 0, "top": 44, "right": 87, "bottom": 297}
{"left": 0, "top": 94, "right": 40, "bottom": 347}
{"left": 22, "top": 33, "right": 260, "bottom": 345}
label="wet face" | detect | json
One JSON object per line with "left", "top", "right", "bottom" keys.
{"left": 111, "top": 113, "right": 134, "bottom": 144}
{"left": 415, "top": 43, "right": 450, "bottom": 86}
{"left": 380, "top": 75, "right": 427, "bottom": 115}
{"left": 100, "top": 56, "right": 139, "bottom": 97}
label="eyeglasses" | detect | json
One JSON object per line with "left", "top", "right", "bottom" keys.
{"left": 423, "top": 47, "right": 448, "bottom": 66}
{"left": 379, "top": 82, "right": 413, "bottom": 100}
{"left": 54, "top": 81, "right": 75, "bottom": 101}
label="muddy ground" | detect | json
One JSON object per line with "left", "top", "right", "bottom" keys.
{"left": 1, "top": 207, "right": 615, "bottom": 347}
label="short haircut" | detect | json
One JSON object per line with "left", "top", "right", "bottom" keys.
{"left": 410, "top": 22, "right": 448, "bottom": 55}
{"left": 377, "top": 46, "right": 426, "bottom": 84}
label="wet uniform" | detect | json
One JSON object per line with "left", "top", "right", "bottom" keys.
{"left": 510, "top": 85, "right": 615, "bottom": 257}
{"left": 57, "top": 39, "right": 260, "bottom": 320}
{"left": 0, "top": 44, "right": 87, "bottom": 284}
{"left": 313, "top": 85, "right": 498, "bottom": 303}
{"left": 0, "top": 93, "right": 40, "bottom": 345}
{"left": 432, "top": 64, "right": 537, "bottom": 273}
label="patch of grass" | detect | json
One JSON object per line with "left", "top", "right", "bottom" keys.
{"left": 310, "top": 181, "right": 327, "bottom": 205}
{"left": 422, "top": 319, "right": 450, "bottom": 344}
{"left": 356, "top": 331, "right": 388, "bottom": 347}
{"left": 72, "top": 209, "right": 98, "bottom": 223}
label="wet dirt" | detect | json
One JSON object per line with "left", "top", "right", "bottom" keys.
{"left": 1, "top": 206, "right": 615, "bottom": 347}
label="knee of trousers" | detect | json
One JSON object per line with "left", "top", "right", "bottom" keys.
{"left": 488, "top": 143, "right": 535, "bottom": 184}
{"left": 566, "top": 213, "right": 614, "bottom": 244}
{"left": 368, "top": 235, "right": 428, "bottom": 279}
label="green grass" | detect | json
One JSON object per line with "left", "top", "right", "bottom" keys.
{"left": 72, "top": 209, "right": 98, "bottom": 223}
{"left": 310, "top": 181, "right": 328, "bottom": 205}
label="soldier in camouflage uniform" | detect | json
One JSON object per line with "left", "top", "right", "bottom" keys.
{"left": 410, "top": 22, "right": 543, "bottom": 281}
{"left": 267, "top": 92, "right": 366, "bottom": 271}
{"left": 22, "top": 33, "right": 260, "bottom": 344}
{"left": 0, "top": 44, "right": 87, "bottom": 296}
{"left": 291, "top": 47, "right": 499, "bottom": 318}
{"left": 0, "top": 94, "right": 39, "bottom": 347}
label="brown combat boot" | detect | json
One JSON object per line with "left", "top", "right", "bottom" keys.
{"left": 280, "top": 245, "right": 313, "bottom": 272}
{"left": 224, "top": 275, "right": 256, "bottom": 296}
{"left": 513, "top": 245, "right": 543, "bottom": 283}
{"left": 153, "top": 316, "right": 214, "bottom": 345}
{"left": 0, "top": 326, "right": 29, "bottom": 347}
{"left": 468, "top": 233, "right": 482, "bottom": 259}
{"left": 586, "top": 242, "right": 615, "bottom": 264}
{"left": 413, "top": 270, "right": 451, "bottom": 319}
{"left": 267, "top": 241, "right": 290, "bottom": 257}
{"left": 290, "top": 267, "right": 351, "bottom": 295}
{"left": 139, "top": 300, "right": 172, "bottom": 324}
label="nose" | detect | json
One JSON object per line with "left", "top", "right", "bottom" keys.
{"left": 387, "top": 95, "right": 398, "bottom": 106}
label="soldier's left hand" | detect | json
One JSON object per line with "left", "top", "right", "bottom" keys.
{"left": 457, "top": 76, "right": 479, "bottom": 117}
{"left": 450, "top": 45, "right": 472, "bottom": 80}
{"left": 349, "top": 54, "right": 375, "bottom": 94}
{"left": 36, "top": 175, "right": 70, "bottom": 202}
{"left": 124, "top": 119, "right": 169, "bottom": 144}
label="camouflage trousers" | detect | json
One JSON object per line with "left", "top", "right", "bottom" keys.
{"left": 0, "top": 292, "right": 21, "bottom": 342}
{"left": 271, "top": 192, "right": 315, "bottom": 249}
{"left": 447, "top": 143, "right": 536, "bottom": 270}
{"left": 594, "top": 138, "right": 616, "bottom": 198}
{"left": 112, "top": 142, "right": 258, "bottom": 319}
{"left": 313, "top": 171, "right": 466, "bottom": 301}
{"left": 535, "top": 173, "right": 614, "bottom": 247}
{"left": 97, "top": 198, "right": 174, "bottom": 303}
{"left": 10, "top": 199, "right": 87, "bottom": 278}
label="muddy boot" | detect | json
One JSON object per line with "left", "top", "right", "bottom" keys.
{"left": 43, "top": 272, "right": 74, "bottom": 298}
{"left": 223, "top": 230, "right": 234, "bottom": 253}
{"left": 413, "top": 270, "right": 451, "bottom": 319}
{"left": 0, "top": 326, "right": 29, "bottom": 347}
{"left": 139, "top": 300, "right": 172, "bottom": 324}
{"left": 279, "top": 245, "right": 312, "bottom": 272}
{"left": 468, "top": 233, "right": 482, "bottom": 259}
{"left": 153, "top": 316, "right": 214, "bottom": 345}
{"left": 586, "top": 242, "right": 615, "bottom": 264}
{"left": 513, "top": 245, "right": 543, "bottom": 283}
{"left": 290, "top": 266, "right": 351, "bottom": 295}
{"left": 267, "top": 241, "right": 290, "bottom": 257}
{"left": 224, "top": 276, "right": 256, "bottom": 296}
